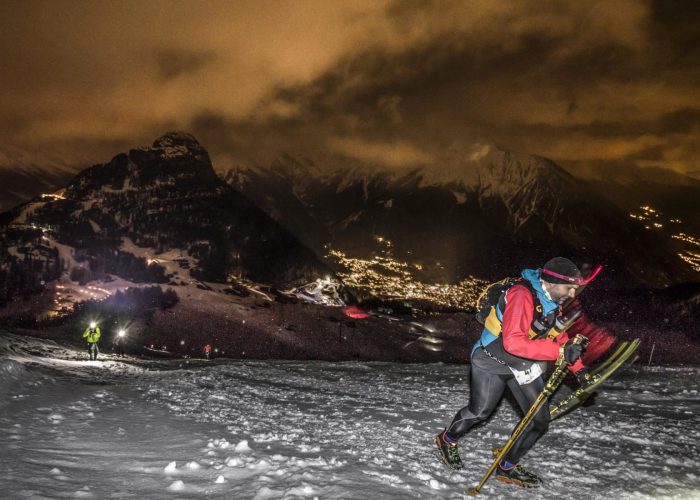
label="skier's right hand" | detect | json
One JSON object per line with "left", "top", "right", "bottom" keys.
{"left": 563, "top": 339, "right": 585, "bottom": 364}
{"left": 575, "top": 367, "right": 598, "bottom": 388}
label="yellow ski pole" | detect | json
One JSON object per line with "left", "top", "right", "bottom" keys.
{"left": 467, "top": 334, "right": 586, "bottom": 496}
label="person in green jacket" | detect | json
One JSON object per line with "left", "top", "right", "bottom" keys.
{"left": 83, "top": 322, "right": 101, "bottom": 361}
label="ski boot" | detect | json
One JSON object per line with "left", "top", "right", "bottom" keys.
{"left": 495, "top": 462, "right": 542, "bottom": 488}
{"left": 435, "top": 430, "right": 463, "bottom": 470}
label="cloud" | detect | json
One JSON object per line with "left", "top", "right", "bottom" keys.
{"left": 155, "top": 48, "right": 218, "bottom": 81}
{"left": 329, "top": 136, "right": 433, "bottom": 167}
{"left": 0, "top": 0, "right": 698, "bottom": 178}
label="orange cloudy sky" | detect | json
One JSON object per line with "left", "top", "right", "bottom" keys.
{"left": 1, "top": 0, "right": 699, "bottom": 178}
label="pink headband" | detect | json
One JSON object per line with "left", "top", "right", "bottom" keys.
{"left": 542, "top": 264, "right": 603, "bottom": 286}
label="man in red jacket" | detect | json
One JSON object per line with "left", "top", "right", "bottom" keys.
{"left": 436, "top": 257, "right": 613, "bottom": 488}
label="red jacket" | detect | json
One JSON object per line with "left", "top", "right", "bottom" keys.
{"left": 501, "top": 285, "right": 591, "bottom": 372}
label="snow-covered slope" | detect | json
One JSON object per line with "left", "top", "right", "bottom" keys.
{"left": 2, "top": 332, "right": 699, "bottom": 499}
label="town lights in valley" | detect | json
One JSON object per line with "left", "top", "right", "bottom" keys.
{"left": 326, "top": 239, "right": 486, "bottom": 309}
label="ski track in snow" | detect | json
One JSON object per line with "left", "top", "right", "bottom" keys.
{"left": 1, "top": 332, "right": 699, "bottom": 499}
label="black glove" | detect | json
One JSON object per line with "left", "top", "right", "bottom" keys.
{"left": 563, "top": 339, "right": 585, "bottom": 364}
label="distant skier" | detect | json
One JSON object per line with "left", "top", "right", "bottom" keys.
{"left": 82, "top": 322, "right": 101, "bottom": 361}
{"left": 112, "top": 329, "right": 126, "bottom": 357}
{"left": 203, "top": 343, "right": 212, "bottom": 360}
{"left": 436, "top": 257, "right": 614, "bottom": 488}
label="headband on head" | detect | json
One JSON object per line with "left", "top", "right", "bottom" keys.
{"left": 542, "top": 264, "right": 603, "bottom": 286}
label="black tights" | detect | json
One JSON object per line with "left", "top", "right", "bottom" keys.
{"left": 88, "top": 343, "right": 99, "bottom": 360}
{"left": 446, "top": 358, "right": 549, "bottom": 465}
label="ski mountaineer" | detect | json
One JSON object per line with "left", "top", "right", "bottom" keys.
{"left": 83, "top": 322, "right": 101, "bottom": 361}
{"left": 436, "top": 257, "right": 612, "bottom": 488}
{"left": 112, "top": 329, "right": 126, "bottom": 357}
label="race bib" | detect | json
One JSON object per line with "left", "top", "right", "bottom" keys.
{"left": 509, "top": 363, "right": 543, "bottom": 386}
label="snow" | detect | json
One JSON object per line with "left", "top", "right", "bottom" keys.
{"left": 1, "top": 331, "right": 699, "bottom": 499}
{"left": 44, "top": 235, "right": 80, "bottom": 269}
{"left": 120, "top": 236, "right": 196, "bottom": 282}
{"left": 87, "top": 219, "right": 101, "bottom": 233}
{"left": 11, "top": 201, "right": 47, "bottom": 224}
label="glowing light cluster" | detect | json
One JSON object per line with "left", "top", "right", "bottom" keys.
{"left": 629, "top": 205, "right": 662, "bottom": 229}
{"left": 53, "top": 284, "right": 73, "bottom": 312}
{"left": 672, "top": 233, "right": 700, "bottom": 248}
{"left": 673, "top": 234, "right": 700, "bottom": 272}
{"left": 327, "top": 247, "right": 486, "bottom": 309}
{"left": 87, "top": 284, "right": 110, "bottom": 296}
{"left": 52, "top": 283, "right": 112, "bottom": 316}
{"left": 629, "top": 207, "right": 699, "bottom": 274}
{"left": 40, "top": 193, "right": 65, "bottom": 200}
{"left": 678, "top": 252, "right": 700, "bottom": 272}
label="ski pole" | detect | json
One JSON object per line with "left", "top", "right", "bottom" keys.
{"left": 467, "top": 334, "right": 586, "bottom": 496}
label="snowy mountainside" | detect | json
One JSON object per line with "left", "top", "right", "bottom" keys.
{"left": 225, "top": 146, "right": 694, "bottom": 286}
{"left": 0, "top": 133, "right": 330, "bottom": 311}
{"left": 2, "top": 332, "right": 699, "bottom": 499}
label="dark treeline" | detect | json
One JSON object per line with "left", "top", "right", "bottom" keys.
{"left": 0, "top": 227, "right": 62, "bottom": 306}
{"left": 73, "top": 285, "right": 179, "bottom": 318}
{"left": 2, "top": 285, "right": 179, "bottom": 334}
{"left": 71, "top": 249, "right": 168, "bottom": 285}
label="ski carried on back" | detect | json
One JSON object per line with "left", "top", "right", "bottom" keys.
{"left": 549, "top": 338, "right": 640, "bottom": 420}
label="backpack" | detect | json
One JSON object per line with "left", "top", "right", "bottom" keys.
{"left": 475, "top": 277, "right": 583, "bottom": 340}
{"left": 474, "top": 277, "right": 525, "bottom": 324}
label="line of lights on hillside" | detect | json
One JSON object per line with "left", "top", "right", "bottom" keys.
{"left": 40, "top": 193, "right": 66, "bottom": 200}
{"left": 52, "top": 283, "right": 112, "bottom": 316}
{"left": 628, "top": 205, "right": 686, "bottom": 230}
{"left": 678, "top": 252, "right": 700, "bottom": 272}
{"left": 672, "top": 233, "right": 700, "bottom": 247}
{"left": 628, "top": 206, "right": 699, "bottom": 274}
{"left": 629, "top": 205, "right": 675, "bottom": 229}
{"left": 673, "top": 230, "right": 700, "bottom": 272}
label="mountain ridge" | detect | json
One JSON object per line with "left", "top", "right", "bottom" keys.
{"left": 225, "top": 145, "right": 697, "bottom": 287}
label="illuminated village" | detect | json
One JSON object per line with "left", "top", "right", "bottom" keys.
{"left": 629, "top": 205, "right": 700, "bottom": 272}
{"left": 327, "top": 236, "right": 486, "bottom": 310}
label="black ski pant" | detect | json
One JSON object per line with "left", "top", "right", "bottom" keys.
{"left": 445, "top": 348, "right": 549, "bottom": 465}
{"left": 88, "top": 343, "right": 99, "bottom": 360}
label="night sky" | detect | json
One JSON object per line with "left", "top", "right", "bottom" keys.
{"left": 1, "top": 0, "right": 699, "bottom": 179}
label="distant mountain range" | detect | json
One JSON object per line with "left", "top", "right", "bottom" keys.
{"left": 225, "top": 146, "right": 698, "bottom": 287}
{"left": 0, "top": 168, "right": 74, "bottom": 214}
{"left": 1, "top": 134, "right": 698, "bottom": 303}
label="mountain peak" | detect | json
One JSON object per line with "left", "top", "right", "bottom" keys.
{"left": 152, "top": 131, "right": 200, "bottom": 149}
{"left": 148, "top": 131, "right": 208, "bottom": 161}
